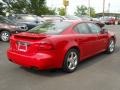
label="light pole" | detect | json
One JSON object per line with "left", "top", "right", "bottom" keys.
{"left": 108, "top": 2, "right": 110, "bottom": 13}
{"left": 63, "top": 0, "right": 69, "bottom": 15}
{"left": 103, "top": 0, "right": 105, "bottom": 18}
{"left": 88, "top": 0, "right": 91, "bottom": 17}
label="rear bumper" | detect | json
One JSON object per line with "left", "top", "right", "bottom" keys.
{"left": 7, "top": 50, "right": 56, "bottom": 70}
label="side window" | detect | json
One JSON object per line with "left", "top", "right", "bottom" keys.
{"left": 87, "top": 23, "right": 101, "bottom": 34}
{"left": 0, "top": 17, "right": 5, "bottom": 23}
{"left": 74, "top": 23, "right": 90, "bottom": 34}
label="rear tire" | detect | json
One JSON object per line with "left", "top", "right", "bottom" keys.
{"left": 0, "top": 31, "right": 10, "bottom": 42}
{"left": 106, "top": 38, "right": 115, "bottom": 54}
{"left": 63, "top": 49, "right": 79, "bottom": 73}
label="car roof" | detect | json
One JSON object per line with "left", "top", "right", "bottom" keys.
{"left": 63, "top": 19, "right": 92, "bottom": 24}
{"left": 41, "top": 15, "right": 62, "bottom": 17}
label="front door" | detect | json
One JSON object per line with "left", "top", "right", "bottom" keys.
{"left": 87, "top": 23, "right": 108, "bottom": 53}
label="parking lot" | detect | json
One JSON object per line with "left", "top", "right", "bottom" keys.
{"left": 0, "top": 25, "right": 120, "bottom": 90}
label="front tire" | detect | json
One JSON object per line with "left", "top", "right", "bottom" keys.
{"left": 63, "top": 49, "right": 79, "bottom": 73}
{"left": 106, "top": 38, "right": 115, "bottom": 54}
{"left": 0, "top": 31, "right": 10, "bottom": 42}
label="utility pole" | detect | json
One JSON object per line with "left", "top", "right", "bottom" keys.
{"left": 103, "top": 0, "right": 105, "bottom": 18}
{"left": 63, "top": 0, "right": 69, "bottom": 15}
{"left": 108, "top": 2, "right": 110, "bottom": 13}
{"left": 88, "top": 0, "right": 91, "bottom": 17}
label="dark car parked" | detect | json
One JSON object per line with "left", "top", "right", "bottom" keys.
{"left": 0, "top": 15, "right": 28, "bottom": 42}
{"left": 41, "top": 15, "right": 65, "bottom": 22}
{"left": 63, "top": 15, "right": 105, "bottom": 28}
{"left": 8, "top": 14, "right": 45, "bottom": 30}
{"left": 63, "top": 15, "right": 93, "bottom": 21}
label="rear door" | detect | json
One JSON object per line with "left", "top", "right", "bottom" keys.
{"left": 74, "top": 23, "right": 98, "bottom": 60}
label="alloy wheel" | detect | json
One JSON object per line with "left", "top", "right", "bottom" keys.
{"left": 109, "top": 40, "right": 115, "bottom": 53}
{"left": 0, "top": 31, "right": 10, "bottom": 42}
{"left": 67, "top": 51, "right": 78, "bottom": 71}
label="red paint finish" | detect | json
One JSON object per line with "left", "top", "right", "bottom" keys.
{"left": 7, "top": 21, "right": 116, "bottom": 70}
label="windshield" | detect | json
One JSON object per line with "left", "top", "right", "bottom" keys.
{"left": 28, "top": 21, "right": 72, "bottom": 34}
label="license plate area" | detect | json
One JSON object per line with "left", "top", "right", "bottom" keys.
{"left": 17, "top": 41, "right": 28, "bottom": 52}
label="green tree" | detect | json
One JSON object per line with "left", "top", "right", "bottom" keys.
{"left": 3, "top": 0, "right": 56, "bottom": 16}
{"left": 88, "top": 7, "right": 96, "bottom": 17}
{"left": 3, "top": 0, "right": 31, "bottom": 13}
{"left": 58, "top": 7, "right": 65, "bottom": 16}
{"left": 74, "top": 5, "right": 88, "bottom": 16}
{"left": 74, "top": 5, "right": 96, "bottom": 17}
{"left": 0, "top": 2, "right": 5, "bottom": 15}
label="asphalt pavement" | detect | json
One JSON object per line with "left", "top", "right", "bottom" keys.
{"left": 0, "top": 25, "right": 120, "bottom": 90}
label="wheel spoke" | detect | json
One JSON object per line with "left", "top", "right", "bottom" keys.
{"left": 73, "top": 55, "right": 77, "bottom": 60}
{"left": 70, "top": 52, "right": 74, "bottom": 58}
{"left": 68, "top": 62, "right": 72, "bottom": 69}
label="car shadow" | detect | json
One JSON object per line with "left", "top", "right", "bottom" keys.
{"left": 76, "top": 53, "right": 108, "bottom": 71}
{"left": 76, "top": 45, "right": 120, "bottom": 71}
{"left": 21, "top": 67, "right": 68, "bottom": 77}
{"left": 20, "top": 45, "right": 120, "bottom": 77}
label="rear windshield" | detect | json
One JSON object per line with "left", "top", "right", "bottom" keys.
{"left": 28, "top": 21, "right": 72, "bottom": 34}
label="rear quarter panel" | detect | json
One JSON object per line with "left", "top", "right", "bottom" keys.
{"left": 49, "top": 35, "right": 79, "bottom": 68}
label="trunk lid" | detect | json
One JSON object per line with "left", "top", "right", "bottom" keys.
{"left": 11, "top": 32, "right": 50, "bottom": 55}
{"left": 14, "top": 32, "right": 48, "bottom": 40}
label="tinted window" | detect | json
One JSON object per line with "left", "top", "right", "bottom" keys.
{"left": 28, "top": 21, "right": 72, "bottom": 34}
{"left": 0, "top": 17, "right": 5, "bottom": 23}
{"left": 0, "top": 16, "right": 14, "bottom": 24}
{"left": 74, "top": 23, "right": 90, "bottom": 34}
{"left": 87, "top": 23, "right": 101, "bottom": 34}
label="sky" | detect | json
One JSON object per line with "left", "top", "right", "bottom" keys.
{"left": 0, "top": 0, "right": 120, "bottom": 15}
{"left": 46, "top": 0, "right": 120, "bottom": 15}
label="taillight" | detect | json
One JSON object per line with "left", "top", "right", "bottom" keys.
{"left": 39, "top": 43, "right": 54, "bottom": 50}
{"left": 39, "top": 40, "right": 54, "bottom": 50}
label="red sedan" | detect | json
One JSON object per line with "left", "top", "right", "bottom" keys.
{"left": 7, "top": 20, "right": 116, "bottom": 73}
